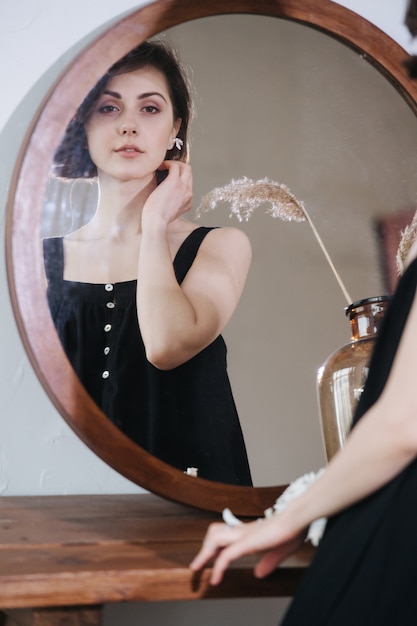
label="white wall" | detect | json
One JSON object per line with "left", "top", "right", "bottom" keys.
{"left": 0, "top": 2, "right": 414, "bottom": 625}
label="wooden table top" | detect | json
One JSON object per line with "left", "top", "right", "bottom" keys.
{"left": 0, "top": 493, "right": 315, "bottom": 610}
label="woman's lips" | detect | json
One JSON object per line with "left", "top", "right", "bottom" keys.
{"left": 115, "top": 144, "right": 143, "bottom": 157}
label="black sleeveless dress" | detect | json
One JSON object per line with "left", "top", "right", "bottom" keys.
{"left": 43, "top": 226, "right": 252, "bottom": 486}
{"left": 281, "top": 256, "right": 417, "bottom": 625}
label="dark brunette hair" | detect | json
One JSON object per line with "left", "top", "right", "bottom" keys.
{"left": 52, "top": 40, "right": 192, "bottom": 179}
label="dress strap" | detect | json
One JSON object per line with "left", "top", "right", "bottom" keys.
{"left": 43, "top": 237, "right": 64, "bottom": 282}
{"left": 173, "top": 226, "right": 217, "bottom": 284}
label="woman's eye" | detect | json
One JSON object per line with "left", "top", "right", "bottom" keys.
{"left": 98, "top": 104, "right": 119, "bottom": 114}
{"left": 142, "top": 105, "right": 159, "bottom": 114}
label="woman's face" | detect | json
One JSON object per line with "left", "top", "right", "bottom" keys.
{"left": 85, "top": 66, "right": 181, "bottom": 183}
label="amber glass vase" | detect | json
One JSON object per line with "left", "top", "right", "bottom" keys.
{"left": 317, "top": 296, "right": 391, "bottom": 461}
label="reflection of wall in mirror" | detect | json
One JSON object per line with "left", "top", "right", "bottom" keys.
{"left": 40, "top": 13, "right": 417, "bottom": 486}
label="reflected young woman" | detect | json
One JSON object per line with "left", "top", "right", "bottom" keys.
{"left": 43, "top": 41, "right": 252, "bottom": 486}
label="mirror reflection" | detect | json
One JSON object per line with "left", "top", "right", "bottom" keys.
{"left": 42, "top": 15, "right": 417, "bottom": 487}
{"left": 42, "top": 39, "right": 253, "bottom": 487}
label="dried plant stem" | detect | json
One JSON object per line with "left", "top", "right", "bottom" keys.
{"left": 196, "top": 176, "right": 353, "bottom": 305}
{"left": 302, "top": 208, "right": 352, "bottom": 305}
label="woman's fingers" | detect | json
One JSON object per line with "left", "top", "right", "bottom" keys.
{"left": 208, "top": 538, "right": 251, "bottom": 585}
{"left": 190, "top": 517, "right": 307, "bottom": 586}
{"left": 190, "top": 522, "right": 237, "bottom": 572}
{"left": 148, "top": 161, "right": 193, "bottom": 221}
{"left": 253, "top": 539, "right": 300, "bottom": 578}
{"left": 190, "top": 520, "right": 265, "bottom": 585}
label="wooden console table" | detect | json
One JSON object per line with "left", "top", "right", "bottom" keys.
{"left": 0, "top": 494, "right": 315, "bottom": 625}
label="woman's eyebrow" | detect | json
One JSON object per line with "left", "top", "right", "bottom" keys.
{"left": 103, "top": 90, "right": 121, "bottom": 99}
{"left": 139, "top": 91, "right": 168, "bottom": 103}
{"left": 102, "top": 89, "right": 167, "bottom": 103}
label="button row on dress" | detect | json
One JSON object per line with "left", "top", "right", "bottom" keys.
{"left": 103, "top": 285, "right": 114, "bottom": 381}
{"left": 105, "top": 284, "right": 116, "bottom": 309}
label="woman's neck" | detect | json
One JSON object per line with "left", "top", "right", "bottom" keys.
{"left": 83, "top": 175, "right": 155, "bottom": 240}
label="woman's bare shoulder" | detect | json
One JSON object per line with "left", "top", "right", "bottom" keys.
{"left": 203, "top": 225, "right": 252, "bottom": 257}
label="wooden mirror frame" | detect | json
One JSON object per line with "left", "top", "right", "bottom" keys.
{"left": 6, "top": 0, "right": 417, "bottom": 515}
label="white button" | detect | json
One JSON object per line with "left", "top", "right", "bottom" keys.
{"left": 102, "top": 370, "right": 110, "bottom": 379}
{"left": 106, "top": 302, "right": 115, "bottom": 309}
{"left": 105, "top": 284, "right": 113, "bottom": 292}
{"left": 104, "top": 324, "right": 112, "bottom": 332}
{"left": 104, "top": 347, "right": 110, "bottom": 355}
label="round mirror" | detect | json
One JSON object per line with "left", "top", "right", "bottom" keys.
{"left": 6, "top": 0, "right": 417, "bottom": 514}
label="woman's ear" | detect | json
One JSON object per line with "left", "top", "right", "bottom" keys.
{"left": 174, "top": 117, "right": 182, "bottom": 137}
{"left": 168, "top": 119, "right": 183, "bottom": 150}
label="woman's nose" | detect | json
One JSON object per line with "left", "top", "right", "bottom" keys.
{"left": 119, "top": 112, "right": 138, "bottom": 135}
{"left": 121, "top": 123, "right": 137, "bottom": 135}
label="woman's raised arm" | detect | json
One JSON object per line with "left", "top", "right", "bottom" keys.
{"left": 137, "top": 162, "right": 252, "bottom": 369}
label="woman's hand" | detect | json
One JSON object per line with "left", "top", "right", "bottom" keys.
{"left": 142, "top": 160, "right": 192, "bottom": 228}
{"left": 190, "top": 515, "right": 307, "bottom": 586}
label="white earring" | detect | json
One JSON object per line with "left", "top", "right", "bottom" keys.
{"left": 174, "top": 137, "right": 183, "bottom": 150}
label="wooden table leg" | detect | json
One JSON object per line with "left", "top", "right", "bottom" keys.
{"left": 0, "top": 606, "right": 102, "bottom": 626}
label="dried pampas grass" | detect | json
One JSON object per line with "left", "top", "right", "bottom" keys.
{"left": 196, "top": 176, "right": 306, "bottom": 223}
{"left": 196, "top": 176, "right": 352, "bottom": 304}
{"left": 396, "top": 209, "right": 417, "bottom": 275}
